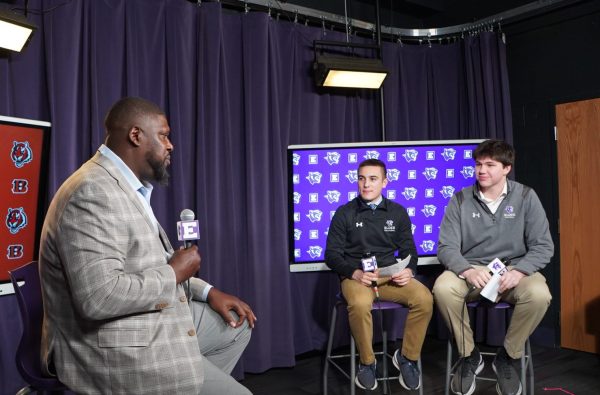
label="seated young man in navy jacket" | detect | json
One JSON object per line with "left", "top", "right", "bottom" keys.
{"left": 325, "top": 158, "right": 433, "bottom": 391}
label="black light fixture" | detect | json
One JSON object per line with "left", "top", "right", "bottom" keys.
{"left": 0, "top": 6, "right": 36, "bottom": 53}
{"left": 313, "top": 40, "right": 388, "bottom": 89}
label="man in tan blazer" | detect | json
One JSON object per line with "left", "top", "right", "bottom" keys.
{"left": 39, "top": 97, "right": 256, "bottom": 394}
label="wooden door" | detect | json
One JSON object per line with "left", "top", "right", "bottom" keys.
{"left": 556, "top": 98, "right": 600, "bottom": 354}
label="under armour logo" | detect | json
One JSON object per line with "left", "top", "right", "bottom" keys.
{"left": 356, "top": 222, "right": 363, "bottom": 227}
{"left": 472, "top": 212, "right": 480, "bottom": 218}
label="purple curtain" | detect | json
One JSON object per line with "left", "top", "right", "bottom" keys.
{"left": 382, "top": 34, "right": 513, "bottom": 141}
{"left": 0, "top": 0, "right": 512, "bottom": 392}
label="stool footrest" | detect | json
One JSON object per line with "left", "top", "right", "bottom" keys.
{"left": 324, "top": 299, "right": 424, "bottom": 395}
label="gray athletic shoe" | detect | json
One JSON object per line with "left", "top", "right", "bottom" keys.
{"left": 392, "top": 349, "right": 422, "bottom": 390}
{"left": 355, "top": 361, "right": 378, "bottom": 390}
{"left": 492, "top": 348, "right": 522, "bottom": 395}
{"left": 450, "top": 347, "right": 484, "bottom": 395}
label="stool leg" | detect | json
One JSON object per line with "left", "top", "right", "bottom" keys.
{"left": 418, "top": 358, "right": 424, "bottom": 395}
{"left": 351, "top": 335, "right": 356, "bottom": 395}
{"left": 323, "top": 304, "right": 338, "bottom": 395}
{"left": 445, "top": 339, "right": 452, "bottom": 395}
{"left": 382, "top": 329, "right": 388, "bottom": 395}
{"left": 521, "top": 347, "right": 526, "bottom": 395}
{"left": 527, "top": 339, "right": 534, "bottom": 395}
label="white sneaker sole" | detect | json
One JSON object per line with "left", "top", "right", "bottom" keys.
{"left": 492, "top": 363, "right": 522, "bottom": 395}
{"left": 451, "top": 355, "right": 484, "bottom": 395}
{"left": 354, "top": 375, "right": 378, "bottom": 391}
{"left": 392, "top": 350, "right": 422, "bottom": 390}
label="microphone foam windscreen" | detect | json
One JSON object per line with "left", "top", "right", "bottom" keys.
{"left": 180, "top": 209, "right": 195, "bottom": 221}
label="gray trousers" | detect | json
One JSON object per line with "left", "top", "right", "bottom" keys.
{"left": 433, "top": 267, "right": 551, "bottom": 359}
{"left": 191, "top": 301, "right": 253, "bottom": 394}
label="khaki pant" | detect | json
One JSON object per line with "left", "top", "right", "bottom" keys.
{"left": 432, "top": 267, "right": 551, "bottom": 359}
{"left": 341, "top": 277, "right": 433, "bottom": 364}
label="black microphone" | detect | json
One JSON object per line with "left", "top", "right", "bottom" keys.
{"left": 371, "top": 280, "right": 380, "bottom": 301}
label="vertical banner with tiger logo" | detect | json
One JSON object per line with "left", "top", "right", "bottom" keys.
{"left": 0, "top": 116, "right": 49, "bottom": 293}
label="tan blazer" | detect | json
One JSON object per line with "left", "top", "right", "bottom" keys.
{"left": 39, "top": 152, "right": 208, "bottom": 394}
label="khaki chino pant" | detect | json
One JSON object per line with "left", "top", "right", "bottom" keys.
{"left": 433, "top": 266, "right": 551, "bottom": 359}
{"left": 341, "top": 277, "right": 433, "bottom": 365}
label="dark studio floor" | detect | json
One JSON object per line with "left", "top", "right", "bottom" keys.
{"left": 242, "top": 337, "right": 600, "bottom": 395}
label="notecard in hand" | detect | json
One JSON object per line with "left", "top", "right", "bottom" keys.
{"left": 378, "top": 255, "right": 411, "bottom": 277}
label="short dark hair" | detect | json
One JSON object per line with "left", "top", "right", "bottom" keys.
{"left": 104, "top": 97, "right": 164, "bottom": 136}
{"left": 473, "top": 139, "right": 514, "bottom": 167}
{"left": 358, "top": 158, "right": 387, "bottom": 178}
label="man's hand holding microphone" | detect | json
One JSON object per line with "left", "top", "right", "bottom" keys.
{"left": 169, "top": 246, "right": 201, "bottom": 284}
{"left": 170, "top": 208, "right": 201, "bottom": 284}
{"left": 352, "top": 268, "right": 380, "bottom": 287}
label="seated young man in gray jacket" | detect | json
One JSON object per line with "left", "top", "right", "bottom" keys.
{"left": 433, "top": 139, "right": 553, "bottom": 395}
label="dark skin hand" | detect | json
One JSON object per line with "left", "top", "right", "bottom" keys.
{"left": 207, "top": 287, "right": 257, "bottom": 329}
{"left": 169, "top": 246, "right": 201, "bottom": 284}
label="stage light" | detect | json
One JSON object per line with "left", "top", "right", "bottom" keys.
{"left": 313, "top": 40, "right": 388, "bottom": 89}
{"left": 314, "top": 54, "right": 388, "bottom": 89}
{"left": 0, "top": 9, "right": 36, "bottom": 52}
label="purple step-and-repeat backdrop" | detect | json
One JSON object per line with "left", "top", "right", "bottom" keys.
{"left": 288, "top": 140, "right": 482, "bottom": 270}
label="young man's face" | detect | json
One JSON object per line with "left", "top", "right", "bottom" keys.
{"left": 475, "top": 156, "right": 511, "bottom": 192}
{"left": 358, "top": 165, "right": 388, "bottom": 202}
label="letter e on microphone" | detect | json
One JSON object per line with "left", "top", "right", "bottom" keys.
{"left": 177, "top": 220, "right": 200, "bottom": 241}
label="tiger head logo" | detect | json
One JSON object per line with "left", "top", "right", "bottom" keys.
{"left": 11, "top": 141, "right": 33, "bottom": 168}
{"left": 6, "top": 207, "right": 28, "bottom": 234}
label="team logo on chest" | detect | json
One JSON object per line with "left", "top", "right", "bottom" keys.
{"left": 384, "top": 220, "right": 395, "bottom": 232}
{"left": 503, "top": 205, "right": 516, "bottom": 219}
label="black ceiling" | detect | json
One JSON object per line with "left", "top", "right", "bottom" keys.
{"left": 274, "top": 0, "right": 540, "bottom": 29}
